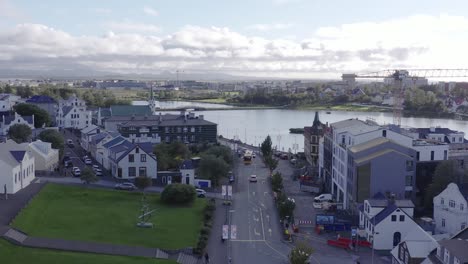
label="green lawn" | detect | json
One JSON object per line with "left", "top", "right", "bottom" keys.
{"left": 0, "top": 239, "right": 176, "bottom": 264}
{"left": 13, "top": 184, "right": 206, "bottom": 250}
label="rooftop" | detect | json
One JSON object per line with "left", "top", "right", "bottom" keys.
{"left": 349, "top": 137, "right": 390, "bottom": 153}
{"left": 438, "top": 238, "right": 468, "bottom": 262}
{"left": 110, "top": 105, "right": 152, "bottom": 117}
{"left": 354, "top": 149, "right": 412, "bottom": 165}
{"left": 26, "top": 95, "right": 56, "bottom": 104}
{"left": 367, "top": 199, "right": 415, "bottom": 208}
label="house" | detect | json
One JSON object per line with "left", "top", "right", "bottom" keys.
{"left": 0, "top": 140, "right": 35, "bottom": 194}
{"left": 56, "top": 95, "right": 92, "bottom": 129}
{"left": 108, "top": 141, "right": 157, "bottom": 180}
{"left": 28, "top": 140, "right": 59, "bottom": 172}
{"left": 433, "top": 183, "right": 468, "bottom": 236}
{"left": 80, "top": 125, "right": 100, "bottom": 152}
{"left": 180, "top": 159, "right": 195, "bottom": 185}
{"left": 100, "top": 136, "right": 128, "bottom": 170}
{"left": 0, "top": 112, "right": 35, "bottom": 137}
{"left": 26, "top": 95, "right": 58, "bottom": 125}
{"left": 108, "top": 111, "right": 217, "bottom": 144}
{"left": 391, "top": 225, "right": 438, "bottom": 264}
{"left": 89, "top": 131, "right": 120, "bottom": 162}
{"left": 359, "top": 197, "right": 417, "bottom": 250}
{"left": 96, "top": 105, "right": 152, "bottom": 128}
{"left": 303, "top": 112, "right": 326, "bottom": 167}
{"left": 347, "top": 137, "right": 417, "bottom": 209}
{"left": 423, "top": 227, "right": 468, "bottom": 264}
{"left": 0, "top": 94, "right": 21, "bottom": 111}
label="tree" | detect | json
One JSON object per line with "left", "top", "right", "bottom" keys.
{"left": 271, "top": 172, "right": 283, "bottom": 191}
{"left": 289, "top": 242, "right": 314, "bottom": 264}
{"left": 80, "top": 167, "right": 98, "bottom": 185}
{"left": 424, "top": 160, "right": 467, "bottom": 209}
{"left": 161, "top": 184, "right": 196, "bottom": 204}
{"left": 261, "top": 135, "right": 273, "bottom": 157}
{"left": 202, "top": 145, "right": 233, "bottom": 165}
{"left": 14, "top": 103, "right": 51, "bottom": 128}
{"left": 15, "top": 86, "right": 34, "bottom": 98}
{"left": 278, "top": 197, "right": 296, "bottom": 222}
{"left": 38, "top": 129, "right": 64, "bottom": 157}
{"left": 153, "top": 141, "right": 190, "bottom": 170}
{"left": 265, "top": 155, "right": 278, "bottom": 174}
{"left": 197, "top": 154, "right": 230, "bottom": 186}
{"left": 8, "top": 124, "right": 32, "bottom": 143}
{"left": 135, "top": 176, "right": 152, "bottom": 193}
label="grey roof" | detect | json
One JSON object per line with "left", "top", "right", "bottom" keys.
{"left": 112, "top": 141, "right": 155, "bottom": 163}
{"left": 91, "top": 133, "right": 108, "bottom": 144}
{"left": 349, "top": 137, "right": 391, "bottom": 153}
{"left": 10, "top": 151, "right": 26, "bottom": 162}
{"left": 438, "top": 239, "right": 468, "bottom": 262}
{"left": 26, "top": 95, "right": 56, "bottom": 104}
{"left": 370, "top": 203, "right": 398, "bottom": 225}
{"left": 331, "top": 119, "right": 365, "bottom": 129}
{"left": 354, "top": 149, "right": 412, "bottom": 165}
{"left": 1, "top": 113, "right": 34, "bottom": 125}
{"left": 102, "top": 136, "right": 127, "bottom": 148}
{"left": 62, "top": 106, "right": 74, "bottom": 116}
{"left": 458, "top": 183, "right": 468, "bottom": 201}
{"left": 110, "top": 105, "right": 152, "bottom": 117}
{"left": 367, "top": 199, "right": 415, "bottom": 208}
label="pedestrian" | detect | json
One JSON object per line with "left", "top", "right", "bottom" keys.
{"left": 204, "top": 252, "right": 210, "bottom": 263}
{"left": 337, "top": 233, "right": 341, "bottom": 240}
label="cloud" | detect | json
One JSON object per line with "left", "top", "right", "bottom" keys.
{"left": 272, "top": 0, "right": 301, "bottom": 5}
{"left": 1, "top": 15, "right": 468, "bottom": 77}
{"left": 92, "top": 8, "right": 112, "bottom": 15}
{"left": 104, "top": 20, "right": 161, "bottom": 33}
{"left": 0, "top": 0, "right": 28, "bottom": 20}
{"left": 143, "top": 6, "right": 159, "bottom": 16}
{"left": 247, "top": 23, "right": 293, "bottom": 31}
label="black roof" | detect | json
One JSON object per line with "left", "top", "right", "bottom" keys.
{"left": 26, "top": 95, "right": 56, "bottom": 104}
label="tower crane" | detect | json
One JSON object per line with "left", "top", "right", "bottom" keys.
{"left": 342, "top": 69, "right": 468, "bottom": 126}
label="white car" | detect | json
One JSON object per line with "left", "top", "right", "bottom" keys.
{"left": 94, "top": 168, "right": 103, "bottom": 176}
{"left": 92, "top": 165, "right": 100, "bottom": 170}
{"left": 72, "top": 167, "right": 81, "bottom": 177}
{"left": 249, "top": 175, "right": 257, "bottom": 182}
{"left": 196, "top": 189, "right": 206, "bottom": 198}
{"left": 84, "top": 159, "right": 92, "bottom": 165}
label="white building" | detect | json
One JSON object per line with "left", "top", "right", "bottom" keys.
{"left": 80, "top": 125, "right": 100, "bottom": 152}
{"left": 433, "top": 183, "right": 468, "bottom": 236}
{"left": 56, "top": 95, "right": 92, "bottom": 129}
{"left": 391, "top": 225, "right": 438, "bottom": 264}
{"left": 0, "top": 140, "right": 35, "bottom": 194}
{"left": 359, "top": 198, "right": 417, "bottom": 250}
{"left": 0, "top": 94, "right": 21, "bottom": 111}
{"left": 180, "top": 160, "right": 195, "bottom": 186}
{"left": 0, "top": 112, "right": 35, "bottom": 136}
{"left": 89, "top": 131, "right": 120, "bottom": 163}
{"left": 28, "top": 140, "right": 59, "bottom": 172}
{"left": 108, "top": 141, "right": 157, "bottom": 180}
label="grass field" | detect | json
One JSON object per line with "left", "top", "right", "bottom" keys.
{"left": 13, "top": 184, "right": 206, "bottom": 250}
{"left": 0, "top": 240, "right": 176, "bottom": 264}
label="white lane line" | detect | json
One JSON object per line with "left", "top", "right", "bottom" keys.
{"left": 268, "top": 228, "right": 272, "bottom": 236}
{"left": 253, "top": 215, "right": 259, "bottom": 222}
{"left": 254, "top": 228, "right": 261, "bottom": 236}
{"left": 260, "top": 208, "right": 266, "bottom": 240}
{"left": 252, "top": 191, "right": 255, "bottom": 196}
{"left": 230, "top": 239, "right": 265, "bottom": 242}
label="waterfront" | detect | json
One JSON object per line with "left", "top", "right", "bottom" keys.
{"left": 135, "top": 100, "right": 468, "bottom": 152}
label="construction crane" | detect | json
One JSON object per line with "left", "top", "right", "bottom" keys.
{"left": 342, "top": 69, "right": 468, "bottom": 126}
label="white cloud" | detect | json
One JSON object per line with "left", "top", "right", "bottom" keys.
{"left": 143, "top": 6, "right": 159, "bottom": 16}
{"left": 92, "top": 8, "right": 112, "bottom": 15}
{"left": 247, "top": 23, "right": 293, "bottom": 31}
{"left": 1, "top": 14, "right": 468, "bottom": 77}
{"left": 104, "top": 20, "right": 161, "bottom": 33}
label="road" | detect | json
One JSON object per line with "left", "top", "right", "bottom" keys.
{"left": 228, "top": 150, "right": 292, "bottom": 264}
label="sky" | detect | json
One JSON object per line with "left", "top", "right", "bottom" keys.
{"left": 1, "top": 0, "right": 468, "bottom": 79}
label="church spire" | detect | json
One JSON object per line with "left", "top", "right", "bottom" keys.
{"left": 313, "top": 111, "right": 321, "bottom": 127}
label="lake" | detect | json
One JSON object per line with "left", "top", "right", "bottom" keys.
{"left": 134, "top": 100, "right": 468, "bottom": 152}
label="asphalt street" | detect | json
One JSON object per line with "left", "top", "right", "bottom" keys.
{"left": 228, "top": 150, "right": 293, "bottom": 264}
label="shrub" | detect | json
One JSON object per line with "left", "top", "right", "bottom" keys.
{"left": 160, "top": 184, "right": 196, "bottom": 205}
{"left": 200, "top": 226, "right": 211, "bottom": 236}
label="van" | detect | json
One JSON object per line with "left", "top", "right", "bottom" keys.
{"left": 314, "top": 193, "right": 332, "bottom": 203}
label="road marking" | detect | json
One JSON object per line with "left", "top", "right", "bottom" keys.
{"left": 264, "top": 241, "right": 288, "bottom": 260}
{"left": 266, "top": 214, "right": 270, "bottom": 222}
{"left": 253, "top": 215, "right": 259, "bottom": 222}
{"left": 260, "top": 209, "right": 266, "bottom": 240}
{"left": 260, "top": 202, "right": 266, "bottom": 209}
{"left": 230, "top": 239, "right": 265, "bottom": 242}
{"left": 252, "top": 208, "right": 258, "bottom": 213}
{"left": 252, "top": 191, "right": 255, "bottom": 196}
{"left": 254, "top": 228, "right": 261, "bottom": 236}
{"left": 264, "top": 191, "right": 268, "bottom": 196}
{"left": 268, "top": 228, "right": 272, "bottom": 236}
{"left": 262, "top": 180, "right": 266, "bottom": 184}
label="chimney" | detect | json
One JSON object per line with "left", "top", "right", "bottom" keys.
{"left": 199, "top": 115, "right": 204, "bottom": 120}
{"left": 429, "top": 127, "right": 435, "bottom": 133}
{"left": 388, "top": 193, "right": 396, "bottom": 205}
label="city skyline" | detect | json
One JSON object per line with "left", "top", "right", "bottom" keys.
{"left": 1, "top": 0, "right": 468, "bottom": 79}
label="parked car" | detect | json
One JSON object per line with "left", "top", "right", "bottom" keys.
{"left": 94, "top": 168, "right": 103, "bottom": 176}
{"left": 280, "top": 154, "right": 289, "bottom": 160}
{"left": 92, "top": 165, "right": 100, "bottom": 171}
{"left": 84, "top": 159, "right": 92, "bottom": 165}
{"left": 249, "top": 175, "right": 257, "bottom": 182}
{"left": 196, "top": 189, "right": 206, "bottom": 198}
{"left": 72, "top": 167, "right": 81, "bottom": 177}
{"left": 314, "top": 193, "right": 333, "bottom": 203}
{"left": 253, "top": 153, "right": 256, "bottom": 158}
{"left": 229, "top": 175, "right": 235, "bottom": 183}
{"left": 114, "top": 182, "right": 136, "bottom": 190}
{"left": 67, "top": 139, "right": 74, "bottom": 148}
{"left": 82, "top": 155, "right": 89, "bottom": 161}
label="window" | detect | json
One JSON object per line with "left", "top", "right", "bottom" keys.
{"left": 128, "top": 167, "right": 136, "bottom": 177}
{"left": 139, "top": 167, "right": 147, "bottom": 177}
{"left": 444, "top": 150, "right": 447, "bottom": 160}
{"left": 461, "top": 203, "right": 464, "bottom": 211}
{"left": 406, "top": 160, "right": 413, "bottom": 171}
{"left": 454, "top": 257, "right": 460, "bottom": 264}
{"left": 430, "top": 151, "right": 434, "bottom": 161}
{"left": 462, "top": 223, "right": 466, "bottom": 230}
{"left": 442, "top": 218, "right": 446, "bottom": 227}
{"left": 141, "top": 154, "right": 146, "bottom": 162}
{"left": 441, "top": 198, "right": 444, "bottom": 205}
{"left": 135, "top": 147, "right": 139, "bottom": 153}
{"left": 405, "top": 175, "right": 412, "bottom": 186}
{"left": 444, "top": 248, "right": 450, "bottom": 263}
{"left": 391, "top": 215, "right": 397, "bottom": 222}
{"left": 128, "top": 154, "right": 134, "bottom": 163}
{"left": 398, "top": 244, "right": 404, "bottom": 260}
{"left": 449, "top": 200, "right": 456, "bottom": 208}
{"left": 399, "top": 215, "right": 405, "bottom": 222}
{"left": 416, "top": 152, "right": 420, "bottom": 161}
{"left": 382, "top": 130, "right": 387, "bottom": 137}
